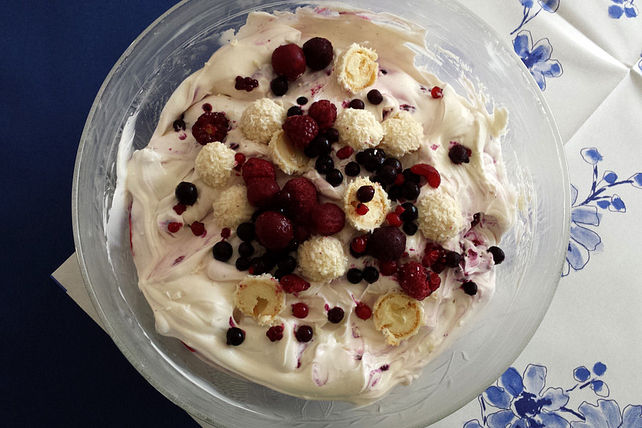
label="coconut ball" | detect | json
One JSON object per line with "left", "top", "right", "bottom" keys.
{"left": 334, "top": 109, "right": 383, "bottom": 151}
{"left": 297, "top": 236, "right": 348, "bottom": 282}
{"left": 379, "top": 111, "right": 424, "bottom": 157}
{"left": 194, "top": 141, "right": 235, "bottom": 188}
{"left": 417, "top": 190, "right": 464, "bottom": 243}
{"left": 212, "top": 184, "right": 253, "bottom": 228}
{"left": 239, "top": 98, "right": 285, "bottom": 144}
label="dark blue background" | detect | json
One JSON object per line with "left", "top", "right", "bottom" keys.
{"left": 1, "top": 1, "right": 198, "bottom": 426}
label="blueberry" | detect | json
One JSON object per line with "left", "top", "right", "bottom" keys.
{"left": 364, "top": 150, "right": 385, "bottom": 172}
{"left": 287, "top": 106, "right": 303, "bottom": 116}
{"left": 304, "top": 143, "right": 320, "bottom": 158}
{"left": 286, "top": 239, "right": 300, "bottom": 252}
{"left": 345, "top": 161, "right": 361, "bottom": 177}
{"left": 251, "top": 209, "right": 265, "bottom": 223}
{"left": 213, "top": 241, "right": 233, "bottom": 261}
{"left": 349, "top": 99, "right": 365, "bottom": 109}
{"left": 449, "top": 144, "right": 470, "bottom": 164}
{"left": 238, "top": 242, "right": 254, "bottom": 258}
{"left": 356, "top": 185, "right": 375, "bottom": 202}
{"left": 326, "top": 169, "right": 343, "bottom": 187}
{"left": 236, "top": 222, "right": 255, "bottom": 241}
{"left": 387, "top": 185, "right": 402, "bottom": 201}
{"left": 432, "top": 262, "right": 445, "bottom": 274}
{"left": 347, "top": 268, "right": 363, "bottom": 283}
{"left": 402, "top": 181, "right": 420, "bottom": 200}
{"left": 444, "top": 251, "right": 462, "bottom": 268}
{"left": 367, "top": 89, "right": 383, "bottom": 105}
{"left": 322, "top": 127, "right": 340, "bottom": 143}
{"left": 327, "top": 307, "right": 345, "bottom": 323}
{"left": 235, "top": 257, "right": 251, "bottom": 271}
{"left": 462, "top": 281, "right": 478, "bottom": 296}
{"left": 377, "top": 164, "right": 397, "bottom": 185}
{"left": 315, "top": 155, "right": 334, "bottom": 174}
{"left": 399, "top": 202, "right": 418, "bottom": 222}
{"left": 402, "top": 168, "right": 421, "bottom": 183}
{"left": 277, "top": 256, "right": 297, "bottom": 274}
{"left": 355, "top": 150, "right": 368, "bottom": 165}
{"left": 362, "top": 266, "right": 380, "bottom": 283}
{"left": 402, "top": 222, "right": 418, "bottom": 236}
{"left": 310, "top": 136, "right": 331, "bottom": 155}
{"left": 383, "top": 158, "right": 402, "bottom": 174}
{"left": 295, "top": 325, "right": 313, "bottom": 342}
{"left": 226, "top": 327, "right": 245, "bottom": 346}
{"left": 175, "top": 182, "right": 198, "bottom": 205}
{"left": 249, "top": 257, "right": 267, "bottom": 275}
{"left": 270, "top": 76, "right": 288, "bottom": 96}
{"left": 262, "top": 252, "right": 279, "bottom": 271}
{"left": 296, "top": 96, "right": 308, "bottom": 105}
{"left": 274, "top": 268, "right": 288, "bottom": 279}
{"left": 488, "top": 246, "right": 505, "bottom": 264}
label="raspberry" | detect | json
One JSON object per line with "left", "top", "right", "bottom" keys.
{"left": 336, "top": 146, "right": 354, "bottom": 159}
{"left": 255, "top": 211, "right": 294, "bottom": 250}
{"left": 242, "top": 157, "right": 276, "bottom": 182}
{"left": 410, "top": 163, "right": 441, "bottom": 188}
{"left": 191, "top": 111, "right": 229, "bottom": 145}
{"left": 355, "top": 302, "right": 372, "bottom": 320}
{"left": 292, "top": 302, "right": 309, "bottom": 319}
{"left": 266, "top": 325, "right": 284, "bottom": 342}
{"left": 422, "top": 243, "right": 446, "bottom": 268}
{"left": 279, "top": 274, "right": 311, "bottom": 294}
{"left": 431, "top": 86, "right": 443, "bottom": 99}
{"left": 308, "top": 99, "right": 337, "bottom": 128}
{"left": 282, "top": 115, "right": 319, "bottom": 149}
{"left": 311, "top": 203, "right": 345, "bottom": 236}
{"left": 172, "top": 204, "right": 186, "bottom": 215}
{"left": 167, "top": 222, "right": 182, "bottom": 233}
{"left": 246, "top": 178, "right": 280, "bottom": 208}
{"left": 234, "top": 75, "right": 259, "bottom": 92}
{"left": 350, "top": 236, "right": 368, "bottom": 254}
{"left": 302, "top": 37, "right": 334, "bottom": 70}
{"left": 234, "top": 153, "right": 246, "bottom": 171}
{"left": 386, "top": 212, "right": 403, "bottom": 227}
{"left": 190, "top": 221, "right": 206, "bottom": 236}
{"left": 272, "top": 43, "right": 306, "bottom": 80}
{"left": 398, "top": 261, "right": 432, "bottom": 300}
{"left": 368, "top": 226, "right": 406, "bottom": 262}
{"left": 281, "top": 177, "right": 318, "bottom": 224}
{"left": 379, "top": 260, "right": 398, "bottom": 276}
{"left": 448, "top": 143, "right": 470, "bottom": 164}
{"left": 428, "top": 271, "right": 441, "bottom": 291}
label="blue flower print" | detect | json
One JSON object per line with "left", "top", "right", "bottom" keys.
{"left": 513, "top": 31, "right": 563, "bottom": 90}
{"left": 608, "top": 0, "right": 638, "bottom": 19}
{"left": 571, "top": 400, "right": 642, "bottom": 428}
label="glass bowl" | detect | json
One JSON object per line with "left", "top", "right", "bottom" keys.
{"left": 72, "top": 0, "right": 569, "bottom": 426}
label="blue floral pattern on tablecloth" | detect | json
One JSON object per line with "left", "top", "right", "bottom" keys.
{"left": 463, "top": 362, "right": 642, "bottom": 427}
{"left": 608, "top": 0, "right": 638, "bottom": 18}
{"left": 563, "top": 147, "right": 642, "bottom": 276}
{"left": 511, "top": 0, "right": 563, "bottom": 90}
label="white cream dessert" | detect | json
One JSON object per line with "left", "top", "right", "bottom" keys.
{"left": 125, "top": 7, "right": 516, "bottom": 404}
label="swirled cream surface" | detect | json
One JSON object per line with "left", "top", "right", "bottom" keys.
{"left": 126, "top": 7, "right": 516, "bottom": 404}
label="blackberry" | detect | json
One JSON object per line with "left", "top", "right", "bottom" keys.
{"left": 448, "top": 144, "right": 470, "bottom": 164}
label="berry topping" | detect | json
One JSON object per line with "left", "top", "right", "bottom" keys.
{"left": 295, "top": 325, "right": 314, "bottom": 342}
{"left": 175, "top": 182, "right": 198, "bottom": 206}
{"left": 226, "top": 327, "right": 245, "bottom": 346}
{"left": 336, "top": 146, "right": 354, "bottom": 159}
{"left": 297, "top": 96, "right": 308, "bottom": 105}
{"left": 401, "top": 181, "right": 420, "bottom": 200}
{"left": 368, "top": 226, "right": 406, "bottom": 262}
{"left": 462, "top": 281, "right": 478, "bottom": 295}
{"left": 242, "top": 158, "right": 276, "bottom": 182}
{"left": 363, "top": 266, "right": 380, "bottom": 283}
{"left": 238, "top": 242, "right": 254, "bottom": 258}
{"left": 167, "top": 222, "right": 182, "bottom": 233}
{"left": 302, "top": 37, "right": 334, "bottom": 70}
{"left": 488, "top": 246, "right": 505, "bottom": 264}
{"left": 431, "top": 86, "right": 443, "bottom": 99}
{"left": 213, "top": 241, "right": 233, "bottom": 261}
{"left": 255, "top": 211, "right": 294, "bottom": 251}
{"left": 281, "top": 177, "right": 318, "bottom": 224}
{"left": 308, "top": 99, "right": 337, "bottom": 129}
{"left": 356, "top": 203, "right": 369, "bottom": 215}
{"left": 282, "top": 115, "right": 319, "bottom": 149}
{"left": 292, "top": 302, "right": 309, "bottom": 319}
{"left": 235, "top": 257, "right": 251, "bottom": 271}
{"left": 272, "top": 43, "right": 306, "bottom": 80}
{"left": 287, "top": 106, "right": 303, "bottom": 117}
{"left": 402, "top": 222, "right": 418, "bottom": 236}
{"left": 355, "top": 302, "right": 372, "bottom": 320}
{"left": 347, "top": 268, "right": 363, "bottom": 284}
{"left": 379, "top": 260, "right": 398, "bottom": 276}
{"left": 235, "top": 75, "right": 259, "bottom": 92}
{"left": 270, "top": 76, "right": 288, "bottom": 96}
{"left": 266, "top": 325, "right": 284, "bottom": 342}
{"left": 398, "top": 261, "right": 432, "bottom": 300}
{"left": 246, "top": 178, "right": 280, "bottom": 208}
{"left": 356, "top": 185, "right": 375, "bottom": 203}
{"left": 367, "top": 89, "right": 383, "bottom": 105}
{"left": 311, "top": 203, "right": 345, "bottom": 236}
{"left": 448, "top": 143, "right": 470, "bottom": 164}
{"left": 399, "top": 202, "right": 418, "bottom": 222}
{"left": 280, "top": 274, "right": 311, "bottom": 294}
{"left": 236, "top": 222, "right": 255, "bottom": 242}
{"left": 327, "top": 307, "right": 345, "bottom": 323}
{"left": 325, "top": 168, "right": 344, "bottom": 187}
{"left": 192, "top": 111, "right": 229, "bottom": 145}
{"left": 386, "top": 212, "right": 403, "bottom": 227}
{"left": 349, "top": 99, "right": 365, "bottom": 109}
{"left": 190, "top": 221, "right": 206, "bottom": 236}
{"left": 315, "top": 155, "right": 334, "bottom": 174}
{"left": 345, "top": 161, "right": 361, "bottom": 176}
{"left": 410, "top": 163, "right": 441, "bottom": 188}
